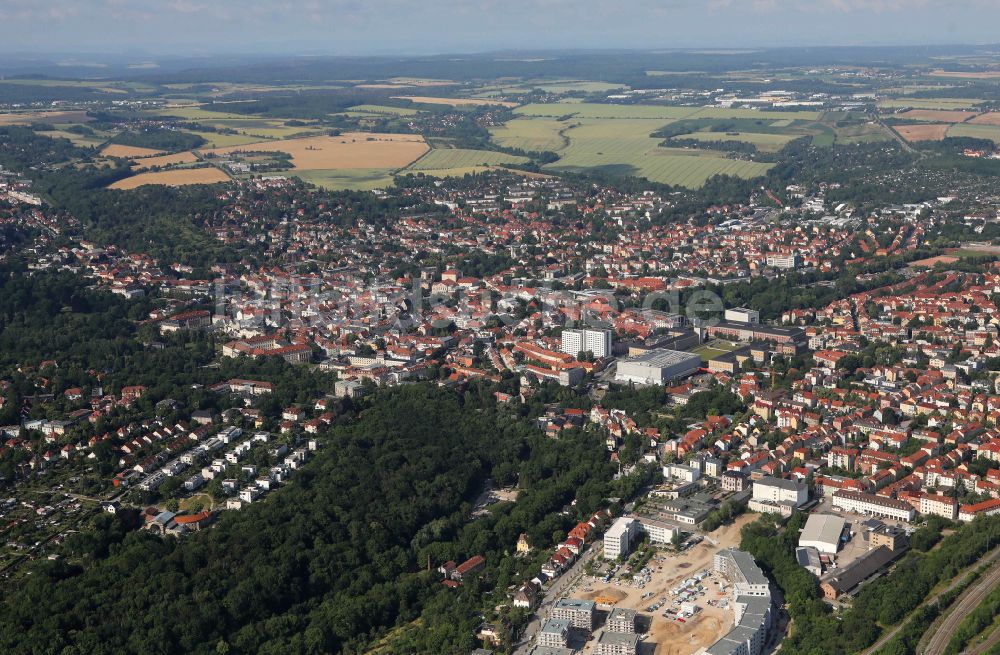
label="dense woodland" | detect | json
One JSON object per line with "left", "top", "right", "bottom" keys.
{"left": 0, "top": 384, "right": 618, "bottom": 655}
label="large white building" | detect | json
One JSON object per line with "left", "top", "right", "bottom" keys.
{"left": 797, "top": 513, "right": 845, "bottom": 555}
{"left": 561, "top": 328, "right": 613, "bottom": 359}
{"left": 724, "top": 308, "right": 759, "bottom": 325}
{"left": 833, "top": 490, "right": 915, "bottom": 522}
{"left": 748, "top": 476, "right": 808, "bottom": 516}
{"left": 604, "top": 517, "right": 640, "bottom": 560}
{"left": 615, "top": 349, "right": 702, "bottom": 386}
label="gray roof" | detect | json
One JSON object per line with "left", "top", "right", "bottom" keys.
{"left": 728, "top": 549, "right": 769, "bottom": 586}
{"left": 540, "top": 618, "right": 571, "bottom": 635}
{"left": 553, "top": 598, "right": 595, "bottom": 612}
{"left": 623, "top": 348, "right": 701, "bottom": 367}
{"left": 756, "top": 475, "right": 806, "bottom": 492}
{"left": 596, "top": 631, "right": 640, "bottom": 647}
{"left": 823, "top": 545, "right": 899, "bottom": 595}
{"left": 799, "top": 513, "right": 846, "bottom": 547}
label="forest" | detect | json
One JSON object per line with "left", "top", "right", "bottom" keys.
{"left": 0, "top": 383, "right": 617, "bottom": 655}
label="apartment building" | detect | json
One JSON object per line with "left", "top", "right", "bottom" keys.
{"left": 832, "top": 490, "right": 915, "bottom": 522}
{"left": 551, "top": 598, "right": 596, "bottom": 630}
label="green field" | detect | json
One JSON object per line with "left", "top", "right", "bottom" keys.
{"left": 516, "top": 103, "right": 698, "bottom": 120}
{"left": 348, "top": 104, "right": 420, "bottom": 116}
{"left": 946, "top": 123, "right": 1000, "bottom": 145}
{"left": 289, "top": 168, "right": 396, "bottom": 191}
{"left": 186, "top": 131, "right": 268, "bottom": 148}
{"left": 879, "top": 98, "right": 985, "bottom": 110}
{"left": 538, "top": 118, "right": 773, "bottom": 188}
{"left": 670, "top": 131, "right": 797, "bottom": 152}
{"left": 690, "top": 340, "right": 741, "bottom": 362}
{"left": 489, "top": 118, "right": 569, "bottom": 152}
{"left": 406, "top": 148, "right": 529, "bottom": 170}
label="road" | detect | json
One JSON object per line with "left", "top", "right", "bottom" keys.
{"left": 512, "top": 544, "right": 601, "bottom": 654}
{"left": 923, "top": 557, "right": 1000, "bottom": 655}
{"left": 859, "top": 546, "right": 1000, "bottom": 655}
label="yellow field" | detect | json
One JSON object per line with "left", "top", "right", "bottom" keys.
{"left": 929, "top": 69, "right": 1000, "bottom": 79}
{"left": 131, "top": 151, "right": 199, "bottom": 170}
{"left": 393, "top": 96, "right": 519, "bottom": 108}
{"left": 101, "top": 144, "right": 165, "bottom": 158}
{"left": 200, "top": 133, "right": 428, "bottom": 170}
{"left": 894, "top": 123, "right": 951, "bottom": 142}
{"left": 970, "top": 113, "right": 1000, "bottom": 126}
{"left": 109, "top": 167, "right": 231, "bottom": 190}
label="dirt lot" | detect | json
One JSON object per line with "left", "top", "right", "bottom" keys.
{"left": 894, "top": 123, "right": 951, "bottom": 142}
{"left": 200, "top": 133, "right": 429, "bottom": 170}
{"left": 131, "top": 151, "right": 199, "bottom": 170}
{"left": 970, "top": 112, "right": 1000, "bottom": 126}
{"left": 392, "top": 95, "right": 519, "bottom": 108}
{"left": 101, "top": 144, "right": 165, "bottom": 158}
{"left": 898, "top": 109, "right": 978, "bottom": 123}
{"left": 109, "top": 167, "right": 231, "bottom": 189}
{"left": 909, "top": 255, "right": 959, "bottom": 268}
{"left": 569, "top": 513, "right": 758, "bottom": 655}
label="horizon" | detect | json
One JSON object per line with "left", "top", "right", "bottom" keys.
{"left": 2, "top": 1, "right": 1000, "bottom": 58}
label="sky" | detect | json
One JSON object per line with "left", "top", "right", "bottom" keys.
{"left": 1, "top": 0, "right": 999, "bottom": 56}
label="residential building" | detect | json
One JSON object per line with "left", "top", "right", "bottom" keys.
{"left": 551, "top": 598, "right": 596, "bottom": 630}
{"left": 561, "top": 328, "right": 613, "bottom": 359}
{"left": 604, "top": 517, "right": 640, "bottom": 560}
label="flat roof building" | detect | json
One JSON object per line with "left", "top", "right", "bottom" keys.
{"left": 798, "top": 514, "right": 845, "bottom": 555}
{"left": 551, "top": 598, "right": 596, "bottom": 630}
{"left": 595, "top": 630, "right": 639, "bottom": 655}
{"left": 615, "top": 349, "right": 702, "bottom": 386}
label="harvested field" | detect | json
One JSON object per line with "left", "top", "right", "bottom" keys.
{"left": 101, "top": 144, "right": 165, "bottom": 158}
{"left": 879, "top": 98, "right": 984, "bottom": 110}
{"left": 393, "top": 96, "right": 519, "bottom": 108}
{"left": 894, "top": 123, "right": 951, "bottom": 142}
{"left": 109, "top": 167, "right": 231, "bottom": 189}
{"left": 131, "top": 151, "right": 199, "bottom": 170}
{"left": 897, "top": 109, "right": 978, "bottom": 123}
{"left": 970, "top": 113, "right": 1000, "bottom": 126}
{"left": 200, "top": 133, "right": 428, "bottom": 170}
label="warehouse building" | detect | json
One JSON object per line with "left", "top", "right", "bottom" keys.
{"left": 615, "top": 349, "right": 702, "bottom": 386}
{"left": 798, "top": 513, "right": 846, "bottom": 555}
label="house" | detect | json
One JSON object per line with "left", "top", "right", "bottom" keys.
{"left": 513, "top": 580, "right": 538, "bottom": 609}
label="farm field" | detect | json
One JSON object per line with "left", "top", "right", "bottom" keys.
{"left": 897, "top": 109, "right": 979, "bottom": 123}
{"left": 670, "top": 131, "right": 797, "bottom": 152}
{"left": 392, "top": 96, "right": 518, "bottom": 108}
{"left": 894, "top": 123, "right": 951, "bottom": 142}
{"left": 929, "top": 69, "right": 1000, "bottom": 79}
{"left": 0, "top": 110, "right": 93, "bottom": 126}
{"left": 199, "top": 133, "right": 429, "bottom": 170}
{"left": 970, "top": 113, "right": 1000, "bottom": 126}
{"left": 489, "top": 118, "right": 568, "bottom": 152}
{"left": 100, "top": 144, "right": 165, "bottom": 158}
{"left": 186, "top": 131, "right": 265, "bottom": 148}
{"left": 516, "top": 103, "right": 697, "bottom": 120}
{"left": 401, "top": 166, "right": 494, "bottom": 178}
{"left": 109, "top": 167, "right": 231, "bottom": 189}
{"left": 879, "top": 98, "right": 984, "bottom": 110}
{"left": 132, "top": 151, "right": 200, "bottom": 170}
{"left": 536, "top": 118, "right": 773, "bottom": 187}
{"left": 289, "top": 168, "right": 396, "bottom": 191}
{"left": 405, "top": 148, "right": 529, "bottom": 170}
{"left": 43, "top": 130, "right": 105, "bottom": 147}
{"left": 946, "top": 123, "right": 1000, "bottom": 145}
{"left": 833, "top": 121, "right": 893, "bottom": 144}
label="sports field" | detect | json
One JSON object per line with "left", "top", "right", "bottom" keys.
{"left": 200, "top": 133, "right": 429, "bottom": 170}
{"left": 109, "top": 167, "right": 231, "bottom": 189}
{"left": 406, "top": 148, "right": 529, "bottom": 171}
{"left": 689, "top": 340, "right": 741, "bottom": 362}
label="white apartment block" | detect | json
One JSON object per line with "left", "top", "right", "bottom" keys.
{"left": 604, "top": 517, "right": 640, "bottom": 560}
{"left": 832, "top": 490, "right": 915, "bottom": 522}
{"left": 561, "top": 328, "right": 613, "bottom": 358}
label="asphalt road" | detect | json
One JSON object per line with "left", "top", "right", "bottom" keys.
{"left": 512, "top": 544, "right": 601, "bottom": 654}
